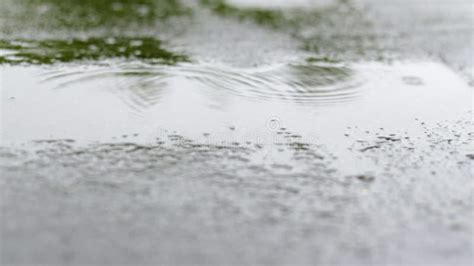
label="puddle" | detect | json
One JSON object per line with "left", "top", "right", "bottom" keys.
{"left": 1, "top": 60, "right": 470, "bottom": 175}
{"left": 0, "top": 0, "right": 472, "bottom": 265}
{"left": 40, "top": 61, "right": 362, "bottom": 104}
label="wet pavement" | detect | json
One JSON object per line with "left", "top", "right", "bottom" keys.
{"left": 0, "top": 0, "right": 473, "bottom": 265}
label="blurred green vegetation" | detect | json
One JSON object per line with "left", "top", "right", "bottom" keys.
{"left": 199, "top": 0, "right": 355, "bottom": 30}
{"left": 200, "top": 0, "right": 294, "bottom": 29}
{"left": 0, "top": 0, "right": 191, "bottom": 32}
{"left": 199, "top": 0, "right": 379, "bottom": 61}
{"left": 0, "top": 38, "right": 189, "bottom": 65}
{"left": 0, "top": 0, "right": 191, "bottom": 65}
{"left": 0, "top": 0, "right": 380, "bottom": 65}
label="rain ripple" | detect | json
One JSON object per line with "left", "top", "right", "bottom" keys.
{"left": 41, "top": 61, "right": 365, "bottom": 113}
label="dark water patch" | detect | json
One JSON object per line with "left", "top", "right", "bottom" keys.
{"left": 0, "top": 38, "right": 189, "bottom": 65}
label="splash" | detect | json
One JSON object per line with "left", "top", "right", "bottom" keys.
{"left": 40, "top": 60, "right": 365, "bottom": 113}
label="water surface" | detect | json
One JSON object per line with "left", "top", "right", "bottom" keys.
{"left": 1, "top": 0, "right": 473, "bottom": 265}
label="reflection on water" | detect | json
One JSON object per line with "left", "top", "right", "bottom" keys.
{"left": 115, "top": 75, "right": 169, "bottom": 115}
{"left": 0, "top": 38, "right": 188, "bottom": 65}
{"left": 40, "top": 61, "right": 363, "bottom": 113}
{"left": 40, "top": 65, "right": 171, "bottom": 116}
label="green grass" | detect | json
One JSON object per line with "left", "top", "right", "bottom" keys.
{"left": 0, "top": 38, "right": 189, "bottom": 65}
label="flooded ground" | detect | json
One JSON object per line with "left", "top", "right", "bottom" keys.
{"left": 0, "top": 0, "right": 473, "bottom": 265}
